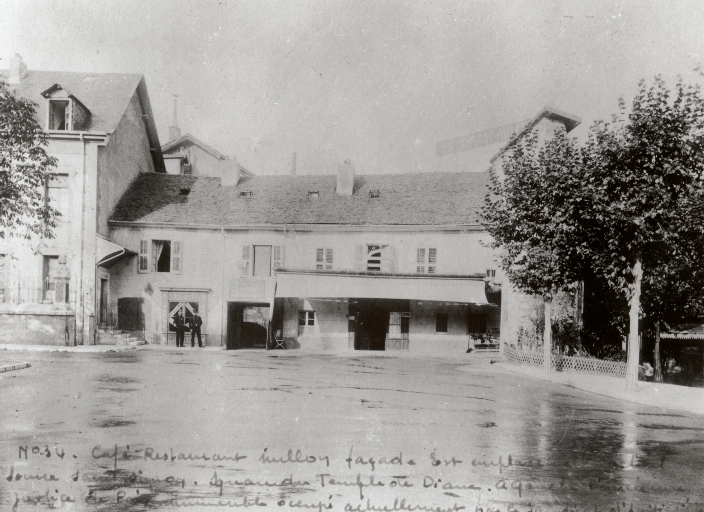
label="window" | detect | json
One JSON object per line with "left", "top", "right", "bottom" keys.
{"left": 417, "top": 247, "right": 437, "bottom": 273}
{"left": 308, "top": 191, "right": 319, "bottom": 199}
{"left": 369, "top": 190, "right": 381, "bottom": 198}
{"left": 240, "top": 245, "right": 251, "bottom": 277}
{"left": 42, "top": 255, "right": 59, "bottom": 301}
{"left": 239, "top": 191, "right": 253, "bottom": 198}
{"left": 316, "top": 248, "right": 334, "bottom": 270}
{"left": 468, "top": 313, "right": 487, "bottom": 333}
{"left": 48, "top": 100, "right": 70, "bottom": 130}
{"left": 138, "top": 240, "right": 182, "bottom": 274}
{"left": 436, "top": 312, "right": 448, "bottom": 333}
{"left": 366, "top": 244, "right": 394, "bottom": 272}
{"left": 486, "top": 269, "right": 496, "bottom": 278}
{"left": 298, "top": 311, "right": 315, "bottom": 326}
{"left": 254, "top": 245, "right": 272, "bottom": 277}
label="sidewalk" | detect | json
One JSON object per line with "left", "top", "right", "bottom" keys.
{"left": 0, "top": 344, "right": 137, "bottom": 353}
{"left": 491, "top": 361, "right": 704, "bottom": 416}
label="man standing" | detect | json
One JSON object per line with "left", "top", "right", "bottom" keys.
{"left": 190, "top": 311, "right": 203, "bottom": 348}
{"left": 174, "top": 310, "right": 186, "bottom": 348}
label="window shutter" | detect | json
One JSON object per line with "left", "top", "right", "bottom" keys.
{"left": 316, "top": 248, "right": 324, "bottom": 270}
{"left": 139, "top": 240, "right": 149, "bottom": 273}
{"left": 171, "top": 241, "right": 182, "bottom": 274}
{"left": 416, "top": 247, "right": 425, "bottom": 274}
{"left": 354, "top": 244, "right": 364, "bottom": 270}
{"left": 65, "top": 103, "right": 71, "bottom": 130}
{"left": 381, "top": 245, "right": 396, "bottom": 273}
{"left": 273, "top": 245, "right": 283, "bottom": 270}
{"left": 325, "top": 248, "right": 334, "bottom": 270}
{"left": 241, "top": 245, "right": 251, "bottom": 277}
{"left": 428, "top": 247, "right": 437, "bottom": 274}
{"left": 152, "top": 241, "right": 158, "bottom": 272}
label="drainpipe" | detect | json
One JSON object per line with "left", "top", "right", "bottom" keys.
{"left": 77, "top": 133, "right": 87, "bottom": 345}
{"left": 220, "top": 226, "right": 226, "bottom": 348}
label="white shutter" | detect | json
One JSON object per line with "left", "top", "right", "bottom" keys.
{"left": 241, "top": 245, "right": 251, "bottom": 277}
{"left": 381, "top": 245, "right": 396, "bottom": 273}
{"left": 428, "top": 247, "right": 437, "bottom": 274}
{"left": 273, "top": 245, "right": 283, "bottom": 270}
{"left": 325, "top": 248, "right": 334, "bottom": 270}
{"left": 354, "top": 244, "right": 364, "bottom": 270}
{"left": 139, "top": 240, "right": 149, "bottom": 273}
{"left": 171, "top": 241, "right": 182, "bottom": 274}
{"left": 416, "top": 247, "right": 425, "bottom": 274}
{"left": 316, "top": 248, "right": 324, "bottom": 270}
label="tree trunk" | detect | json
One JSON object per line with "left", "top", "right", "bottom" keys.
{"left": 625, "top": 260, "right": 643, "bottom": 390}
{"left": 543, "top": 297, "right": 552, "bottom": 372}
{"left": 654, "top": 320, "right": 663, "bottom": 383}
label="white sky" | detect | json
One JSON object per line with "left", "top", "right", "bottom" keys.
{"left": 2, "top": 0, "right": 703, "bottom": 175}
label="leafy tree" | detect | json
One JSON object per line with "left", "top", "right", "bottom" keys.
{"left": 483, "top": 128, "right": 587, "bottom": 371}
{"left": 0, "top": 80, "right": 59, "bottom": 239}
{"left": 581, "top": 77, "right": 704, "bottom": 388}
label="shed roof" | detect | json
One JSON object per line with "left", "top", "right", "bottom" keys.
{"left": 110, "top": 171, "right": 490, "bottom": 226}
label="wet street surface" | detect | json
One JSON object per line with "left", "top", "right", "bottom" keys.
{"left": 1, "top": 348, "right": 703, "bottom": 511}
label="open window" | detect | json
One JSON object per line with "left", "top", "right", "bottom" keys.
{"left": 42, "top": 85, "right": 91, "bottom": 131}
{"left": 48, "top": 100, "right": 69, "bottom": 130}
{"left": 138, "top": 239, "right": 182, "bottom": 274}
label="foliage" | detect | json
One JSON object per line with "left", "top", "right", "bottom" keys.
{"left": 482, "top": 129, "right": 587, "bottom": 300}
{"left": 580, "top": 76, "right": 704, "bottom": 314}
{"left": 0, "top": 80, "right": 59, "bottom": 239}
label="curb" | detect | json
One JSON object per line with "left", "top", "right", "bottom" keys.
{"left": 490, "top": 361, "right": 704, "bottom": 417}
{"left": 0, "top": 344, "right": 137, "bottom": 353}
{"left": 0, "top": 362, "right": 31, "bottom": 373}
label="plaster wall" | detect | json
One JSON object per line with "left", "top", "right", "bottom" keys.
{"left": 96, "top": 92, "right": 155, "bottom": 237}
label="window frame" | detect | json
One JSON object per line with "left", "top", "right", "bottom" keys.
{"left": 298, "top": 310, "right": 316, "bottom": 326}
{"left": 416, "top": 246, "right": 437, "bottom": 274}
{"left": 47, "top": 99, "right": 71, "bottom": 131}
{"left": 316, "top": 247, "right": 334, "bottom": 270}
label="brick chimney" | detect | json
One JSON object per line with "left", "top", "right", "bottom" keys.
{"left": 8, "top": 54, "right": 27, "bottom": 84}
{"left": 168, "top": 94, "right": 181, "bottom": 141}
{"left": 336, "top": 159, "right": 354, "bottom": 197}
{"left": 221, "top": 157, "right": 240, "bottom": 187}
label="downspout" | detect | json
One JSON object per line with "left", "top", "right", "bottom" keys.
{"left": 220, "top": 226, "right": 226, "bottom": 348}
{"left": 77, "top": 133, "right": 87, "bottom": 345}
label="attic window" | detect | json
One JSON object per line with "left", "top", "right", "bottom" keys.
{"left": 239, "top": 190, "right": 253, "bottom": 198}
{"left": 48, "top": 100, "right": 70, "bottom": 130}
{"left": 179, "top": 188, "right": 191, "bottom": 196}
{"left": 369, "top": 190, "right": 381, "bottom": 198}
{"left": 308, "top": 191, "right": 320, "bottom": 199}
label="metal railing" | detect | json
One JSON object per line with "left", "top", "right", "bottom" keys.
{"left": 0, "top": 272, "right": 75, "bottom": 306}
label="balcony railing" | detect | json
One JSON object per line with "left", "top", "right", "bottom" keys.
{"left": 0, "top": 271, "right": 75, "bottom": 306}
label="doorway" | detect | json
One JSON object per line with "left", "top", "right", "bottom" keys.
{"left": 99, "top": 278, "right": 108, "bottom": 326}
{"left": 227, "top": 302, "right": 270, "bottom": 350}
{"left": 350, "top": 299, "right": 409, "bottom": 351}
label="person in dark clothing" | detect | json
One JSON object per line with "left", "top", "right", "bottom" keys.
{"left": 174, "top": 311, "right": 186, "bottom": 347}
{"left": 190, "top": 312, "right": 203, "bottom": 348}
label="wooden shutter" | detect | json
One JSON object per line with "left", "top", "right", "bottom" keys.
{"left": 152, "top": 241, "right": 158, "bottom": 272}
{"left": 354, "top": 244, "right": 364, "bottom": 270}
{"left": 428, "top": 247, "right": 437, "bottom": 274}
{"left": 273, "top": 245, "right": 283, "bottom": 270}
{"left": 316, "top": 248, "right": 324, "bottom": 270}
{"left": 416, "top": 247, "right": 425, "bottom": 274}
{"left": 171, "top": 241, "right": 182, "bottom": 274}
{"left": 325, "top": 248, "right": 333, "bottom": 270}
{"left": 382, "top": 245, "right": 396, "bottom": 273}
{"left": 241, "top": 245, "right": 251, "bottom": 277}
{"left": 139, "top": 240, "right": 149, "bottom": 273}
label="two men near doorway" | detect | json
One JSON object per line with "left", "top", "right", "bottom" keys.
{"left": 173, "top": 310, "right": 204, "bottom": 348}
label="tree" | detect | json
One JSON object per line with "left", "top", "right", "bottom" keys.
{"left": 483, "top": 128, "right": 587, "bottom": 371}
{"left": 0, "top": 80, "right": 59, "bottom": 239}
{"left": 581, "top": 77, "right": 704, "bottom": 389}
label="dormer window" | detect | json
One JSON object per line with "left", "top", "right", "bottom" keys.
{"left": 239, "top": 190, "right": 253, "bottom": 198}
{"left": 48, "top": 100, "right": 70, "bottom": 130}
{"left": 308, "top": 191, "right": 319, "bottom": 199}
{"left": 369, "top": 190, "right": 381, "bottom": 198}
{"left": 42, "top": 84, "right": 91, "bottom": 131}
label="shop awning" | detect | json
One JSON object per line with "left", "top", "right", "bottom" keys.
{"left": 275, "top": 270, "right": 489, "bottom": 304}
{"left": 96, "top": 237, "right": 137, "bottom": 268}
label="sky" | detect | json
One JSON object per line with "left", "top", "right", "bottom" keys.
{"left": 2, "top": 0, "right": 704, "bottom": 176}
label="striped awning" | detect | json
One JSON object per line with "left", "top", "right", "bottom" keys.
{"left": 96, "top": 237, "right": 137, "bottom": 268}
{"left": 274, "top": 270, "right": 489, "bottom": 304}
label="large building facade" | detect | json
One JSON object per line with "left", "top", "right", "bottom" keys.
{"left": 0, "top": 55, "right": 165, "bottom": 345}
{"left": 107, "top": 164, "right": 502, "bottom": 354}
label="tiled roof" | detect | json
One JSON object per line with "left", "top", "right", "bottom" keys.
{"left": 2, "top": 70, "right": 143, "bottom": 133}
{"left": 110, "top": 171, "right": 490, "bottom": 226}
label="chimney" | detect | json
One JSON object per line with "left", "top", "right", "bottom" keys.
{"left": 8, "top": 54, "right": 27, "bottom": 84}
{"left": 221, "top": 156, "right": 240, "bottom": 187}
{"left": 291, "top": 152, "right": 297, "bottom": 175}
{"left": 336, "top": 159, "right": 354, "bottom": 197}
{"left": 168, "top": 94, "right": 181, "bottom": 141}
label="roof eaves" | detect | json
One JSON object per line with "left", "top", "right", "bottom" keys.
{"left": 135, "top": 77, "right": 166, "bottom": 173}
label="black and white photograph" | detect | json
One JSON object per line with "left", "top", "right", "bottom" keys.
{"left": 1, "top": 1, "right": 703, "bottom": 510}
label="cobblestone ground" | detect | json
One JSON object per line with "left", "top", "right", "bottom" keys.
{"left": 1, "top": 348, "right": 703, "bottom": 511}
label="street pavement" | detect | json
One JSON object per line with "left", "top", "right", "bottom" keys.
{"left": 1, "top": 348, "right": 703, "bottom": 511}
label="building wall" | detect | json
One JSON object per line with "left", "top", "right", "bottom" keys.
{"left": 108, "top": 224, "right": 504, "bottom": 350}
{"left": 96, "top": 92, "right": 156, "bottom": 237}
